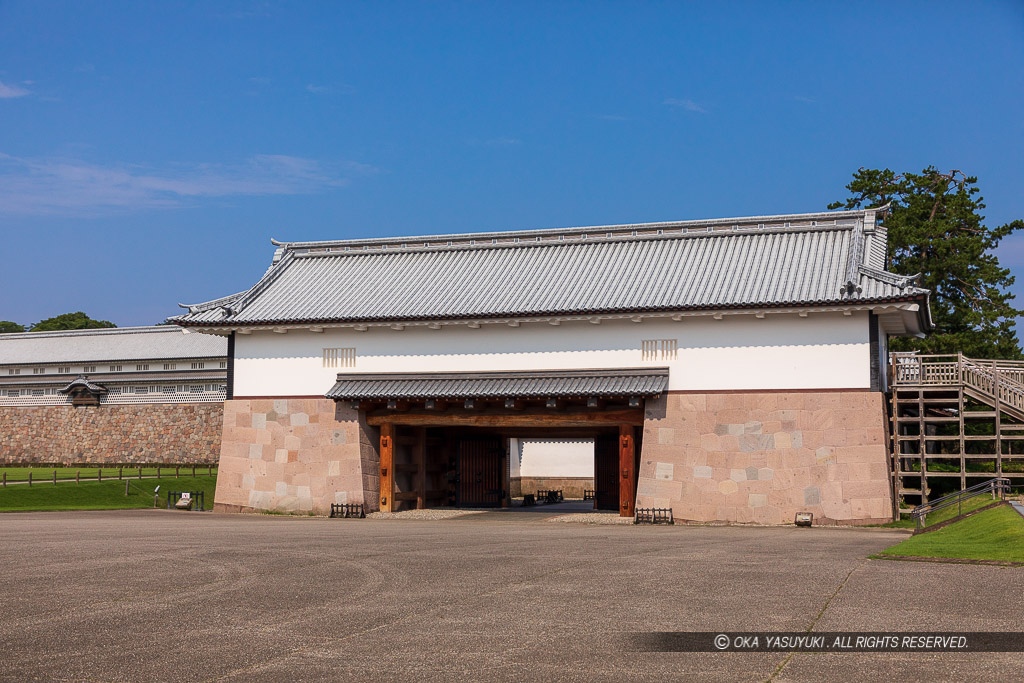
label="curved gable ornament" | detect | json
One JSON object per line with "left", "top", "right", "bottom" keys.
{"left": 59, "top": 375, "right": 108, "bottom": 407}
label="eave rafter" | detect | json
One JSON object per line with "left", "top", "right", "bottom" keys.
{"left": 191, "top": 300, "right": 924, "bottom": 336}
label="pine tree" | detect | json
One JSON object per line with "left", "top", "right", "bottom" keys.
{"left": 830, "top": 167, "right": 1022, "bottom": 359}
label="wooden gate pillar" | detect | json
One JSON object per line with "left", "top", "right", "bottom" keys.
{"left": 619, "top": 424, "right": 636, "bottom": 517}
{"left": 380, "top": 422, "right": 395, "bottom": 513}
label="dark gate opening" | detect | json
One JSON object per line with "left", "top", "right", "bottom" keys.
{"left": 382, "top": 424, "right": 632, "bottom": 513}
{"left": 456, "top": 435, "right": 504, "bottom": 507}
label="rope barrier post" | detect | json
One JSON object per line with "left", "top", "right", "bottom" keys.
{"left": 98, "top": 468, "right": 102, "bottom": 482}
{"left": 125, "top": 479, "right": 130, "bottom": 496}
{"left": 53, "top": 469, "right": 57, "bottom": 485}
{"left": 119, "top": 467, "right": 123, "bottom": 481}
{"left": 76, "top": 470, "right": 80, "bottom": 484}
{"left": 28, "top": 471, "right": 32, "bottom": 487}
{"left": 3, "top": 471, "right": 6, "bottom": 487}
{"left": 138, "top": 466, "right": 142, "bottom": 480}
{"left": 175, "top": 466, "right": 179, "bottom": 479}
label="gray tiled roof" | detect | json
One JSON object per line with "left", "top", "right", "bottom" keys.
{"left": 325, "top": 368, "right": 670, "bottom": 400}
{"left": 0, "top": 326, "right": 227, "bottom": 365}
{"left": 59, "top": 376, "right": 108, "bottom": 394}
{"left": 173, "top": 208, "right": 929, "bottom": 327}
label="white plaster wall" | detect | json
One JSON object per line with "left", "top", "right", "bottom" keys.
{"left": 509, "top": 438, "right": 595, "bottom": 478}
{"left": 231, "top": 312, "right": 871, "bottom": 396}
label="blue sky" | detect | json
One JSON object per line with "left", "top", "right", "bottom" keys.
{"left": 1, "top": 1, "right": 1022, "bottom": 327}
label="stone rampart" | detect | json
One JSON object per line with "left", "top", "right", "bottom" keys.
{"left": 0, "top": 404, "right": 223, "bottom": 464}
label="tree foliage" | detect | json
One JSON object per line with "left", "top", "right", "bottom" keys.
{"left": 30, "top": 312, "right": 117, "bottom": 332}
{"left": 830, "top": 167, "right": 1023, "bottom": 359}
{"left": 0, "top": 321, "right": 25, "bottom": 333}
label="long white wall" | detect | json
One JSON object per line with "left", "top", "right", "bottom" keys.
{"left": 229, "top": 311, "right": 872, "bottom": 396}
{"left": 509, "top": 438, "right": 595, "bottom": 478}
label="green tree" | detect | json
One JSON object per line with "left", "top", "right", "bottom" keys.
{"left": 30, "top": 312, "right": 117, "bottom": 332}
{"left": 0, "top": 321, "right": 25, "bottom": 333}
{"left": 830, "top": 167, "right": 1023, "bottom": 359}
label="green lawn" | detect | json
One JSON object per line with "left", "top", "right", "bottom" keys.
{"left": 879, "top": 504, "right": 1024, "bottom": 563}
{"left": 0, "top": 465, "right": 216, "bottom": 482}
{"left": 873, "top": 515, "right": 916, "bottom": 529}
{"left": 0, "top": 476, "right": 218, "bottom": 512}
{"left": 918, "top": 493, "right": 999, "bottom": 529}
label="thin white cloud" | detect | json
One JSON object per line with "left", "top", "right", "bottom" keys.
{"left": 794, "top": 95, "right": 816, "bottom": 104}
{"left": 596, "top": 114, "right": 629, "bottom": 121}
{"left": 0, "top": 80, "right": 30, "bottom": 98}
{"left": 468, "top": 137, "right": 521, "bottom": 147}
{"left": 0, "top": 153, "right": 376, "bottom": 216}
{"left": 305, "top": 83, "right": 355, "bottom": 95}
{"left": 664, "top": 97, "right": 706, "bottom": 113}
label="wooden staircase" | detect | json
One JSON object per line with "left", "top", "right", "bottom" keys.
{"left": 889, "top": 353, "right": 1024, "bottom": 509}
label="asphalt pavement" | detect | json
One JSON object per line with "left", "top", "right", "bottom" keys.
{"left": 0, "top": 510, "right": 1020, "bottom": 682}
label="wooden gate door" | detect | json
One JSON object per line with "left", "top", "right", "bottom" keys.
{"left": 594, "top": 433, "right": 619, "bottom": 511}
{"left": 456, "top": 436, "right": 503, "bottom": 507}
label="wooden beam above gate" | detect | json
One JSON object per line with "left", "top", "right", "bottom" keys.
{"left": 365, "top": 408, "right": 644, "bottom": 428}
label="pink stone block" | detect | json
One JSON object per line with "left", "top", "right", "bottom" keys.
{"left": 716, "top": 408, "right": 748, "bottom": 423}
{"left": 700, "top": 434, "right": 721, "bottom": 451}
{"left": 718, "top": 435, "right": 740, "bottom": 452}
{"left": 673, "top": 394, "right": 707, "bottom": 412}
{"left": 842, "top": 480, "right": 890, "bottom": 500}
{"left": 801, "top": 430, "right": 824, "bottom": 450}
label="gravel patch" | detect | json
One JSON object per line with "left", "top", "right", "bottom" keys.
{"left": 367, "top": 508, "right": 487, "bottom": 520}
{"left": 547, "top": 512, "right": 634, "bottom": 525}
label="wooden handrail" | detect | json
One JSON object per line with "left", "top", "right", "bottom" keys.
{"left": 891, "top": 353, "right": 1024, "bottom": 418}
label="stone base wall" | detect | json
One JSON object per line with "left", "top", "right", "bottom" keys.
{"left": 0, "top": 404, "right": 222, "bottom": 464}
{"left": 213, "top": 399, "right": 379, "bottom": 515}
{"left": 637, "top": 392, "right": 893, "bottom": 525}
{"left": 511, "top": 476, "right": 594, "bottom": 499}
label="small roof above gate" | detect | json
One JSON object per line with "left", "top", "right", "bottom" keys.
{"left": 325, "top": 368, "right": 670, "bottom": 401}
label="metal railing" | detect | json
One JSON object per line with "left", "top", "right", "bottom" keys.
{"left": 909, "top": 477, "right": 1009, "bottom": 531}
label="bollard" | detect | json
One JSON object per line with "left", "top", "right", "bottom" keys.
{"left": 192, "top": 465, "right": 196, "bottom": 477}
{"left": 119, "top": 467, "right": 123, "bottom": 480}
{"left": 76, "top": 470, "right": 80, "bottom": 484}
{"left": 175, "top": 466, "right": 179, "bottom": 479}
{"left": 2, "top": 471, "right": 5, "bottom": 487}
{"left": 28, "top": 471, "right": 32, "bottom": 487}
{"left": 53, "top": 470, "right": 57, "bottom": 485}
{"left": 208, "top": 465, "right": 212, "bottom": 476}
{"left": 98, "top": 468, "right": 102, "bottom": 482}
{"left": 157, "top": 466, "right": 161, "bottom": 478}
{"left": 138, "top": 466, "right": 142, "bottom": 480}
{"left": 125, "top": 479, "right": 130, "bottom": 496}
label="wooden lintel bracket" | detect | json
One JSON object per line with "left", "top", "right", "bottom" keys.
{"left": 425, "top": 398, "right": 446, "bottom": 411}
{"left": 505, "top": 398, "right": 525, "bottom": 410}
{"left": 386, "top": 399, "right": 410, "bottom": 412}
